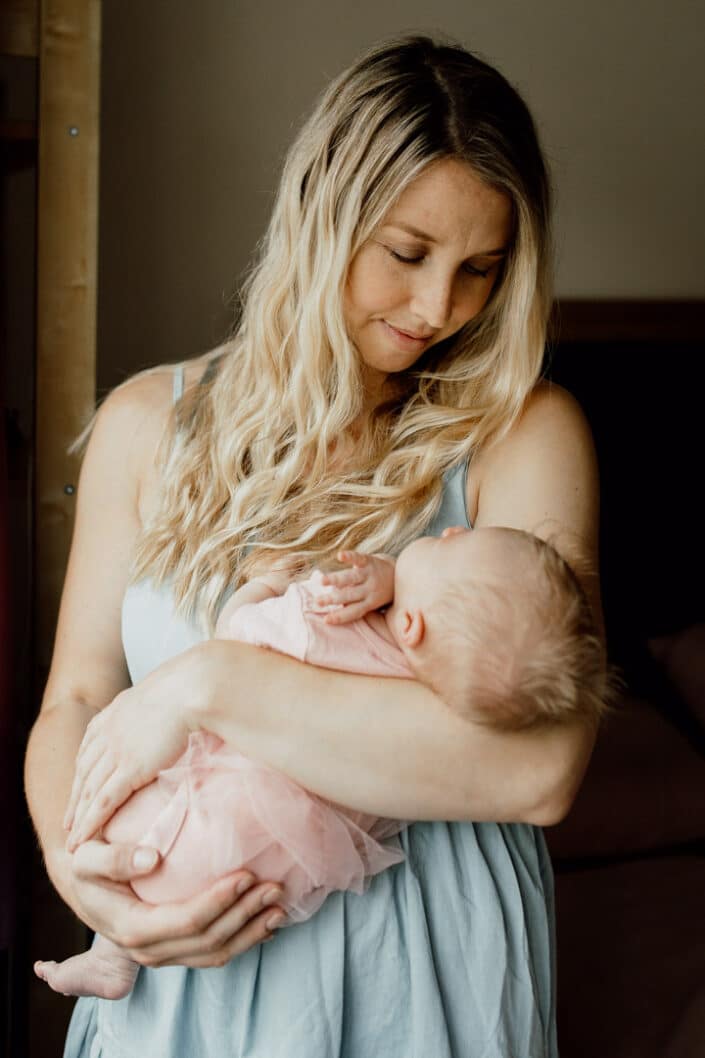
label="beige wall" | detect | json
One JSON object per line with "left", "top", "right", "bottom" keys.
{"left": 98, "top": 0, "right": 705, "bottom": 389}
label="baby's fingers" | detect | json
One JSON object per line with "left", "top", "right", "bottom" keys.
{"left": 320, "top": 567, "right": 365, "bottom": 590}
{"left": 319, "top": 582, "right": 369, "bottom": 607}
{"left": 336, "top": 550, "right": 369, "bottom": 569}
{"left": 325, "top": 600, "right": 372, "bottom": 624}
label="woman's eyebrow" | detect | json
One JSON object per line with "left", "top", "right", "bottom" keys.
{"left": 383, "top": 222, "right": 507, "bottom": 256}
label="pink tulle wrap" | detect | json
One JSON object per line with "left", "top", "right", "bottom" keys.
{"left": 104, "top": 732, "right": 406, "bottom": 924}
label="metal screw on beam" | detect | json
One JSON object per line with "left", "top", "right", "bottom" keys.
{"left": 68, "top": 126, "right": 79, "bottom": 137}
{"left": 64, "top": 484, "right": 75, "bottom": 495}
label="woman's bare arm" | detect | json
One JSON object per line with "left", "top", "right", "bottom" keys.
{"left": 24, "top": 375, "right": 149, "bottom": 899}
{"left": 66, "top": 380, "right": 600, "bottom": 833}
{"left": 176, "top": 639, "right": 581, "bottom": 826}
{"left": 25, "top": 367, "right": 284, "bottom": 963}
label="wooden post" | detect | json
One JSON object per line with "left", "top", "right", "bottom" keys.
{"left": 30, "top": 4, "right": 100, "bottom": 1053}
{"left": 35, "top": 0, "right": 100, "bottom": 670}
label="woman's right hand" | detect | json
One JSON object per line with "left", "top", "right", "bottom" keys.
{"left": 57, "top": 839, "right": 287, "bottom": 968}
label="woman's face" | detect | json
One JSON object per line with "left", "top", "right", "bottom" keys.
{"left": 343, "top": 158, "right": 513, "bottom": 394}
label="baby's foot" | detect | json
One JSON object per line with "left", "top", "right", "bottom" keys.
{"left": 34, "top": 936, "right": 139, "bottom": 1000}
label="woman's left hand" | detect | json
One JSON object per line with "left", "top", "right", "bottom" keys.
{"left": 64, "top": 673, "right": 195, "bottom": 851}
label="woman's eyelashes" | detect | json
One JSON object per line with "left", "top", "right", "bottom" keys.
{"left": 389, "top": 249, "right": 423, "bottom": 265}
{"left": 387, "top": 247, "right": 492, "bottom": 278}
{"left": 464, "top": 262, "right": 492, "bottom": 278}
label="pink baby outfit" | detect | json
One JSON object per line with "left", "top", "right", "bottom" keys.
{"left": 103, "top": 573, "right": 412, "bottom": 924}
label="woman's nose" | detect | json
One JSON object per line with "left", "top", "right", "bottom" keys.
{"left": 410, "top": 271, "right": 454, "bottom": 330}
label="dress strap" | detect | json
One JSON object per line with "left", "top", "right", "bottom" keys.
{"left": 443, "top": 456, "right": 473, "bottom": 529}
{"left": 422, "top": 457, "right": 473, "bottom": 540}
{"left": 172, "top": 364, "right": 185, "bottom": 404}
{"left": 199, "top": 353, "right": 224, "bottom": 387}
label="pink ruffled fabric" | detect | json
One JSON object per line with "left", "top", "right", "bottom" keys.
{"left": 104, "top": 732, "right": 405, "bottom": 924}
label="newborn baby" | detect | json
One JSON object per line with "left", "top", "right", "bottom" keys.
{"left": 36, "top": 525, "right": 608, "bottom": 999}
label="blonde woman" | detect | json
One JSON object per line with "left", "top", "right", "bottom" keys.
{"left": 26, "top": 36, "right": 604, "bottom": 1058}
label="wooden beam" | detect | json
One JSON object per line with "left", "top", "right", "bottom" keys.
{"left": 35, "top": 0, "right": 100, "bottom": 669}
{"left": 32, "top": 8, "right": 101, "bottom": 1052}
{"left": 0, "top": 0, "right": 39, "bottom": 57}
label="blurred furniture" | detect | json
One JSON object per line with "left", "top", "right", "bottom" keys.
{"left": 545, "top": 335, "right": 705, "bottom": 1058}
{"left": 548, "top": 675, "right": 705, "bottom": 1058}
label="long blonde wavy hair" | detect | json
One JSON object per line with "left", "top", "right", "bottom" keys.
{"left": 128, "top": 35, "right": 553, "bottom": 631}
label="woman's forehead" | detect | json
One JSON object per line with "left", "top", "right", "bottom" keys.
{"left": 382, "top": 159, "right": 512, "bottom": 254}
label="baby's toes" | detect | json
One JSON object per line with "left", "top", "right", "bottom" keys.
{"left": 34, "top": 960, "right": 68, "bottom": 994}
{"left": 34, "top": 960, "right": 53, "bottom": 983}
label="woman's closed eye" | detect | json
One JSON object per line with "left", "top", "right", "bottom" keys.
{"left": 388, "top": 248, "right": 424, "bottom": 265}
{"left": 462, "top": 262, "right": 492, "bottom": 278}
{"left": 387, "top": 247, "right": 492, "bottom": 279}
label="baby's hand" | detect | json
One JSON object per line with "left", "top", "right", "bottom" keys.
{"left": 318, "top": 551, "right": 395, "bottom": 624}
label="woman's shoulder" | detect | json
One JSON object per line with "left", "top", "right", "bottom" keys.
{"left": 466, "top": 381, "right": 592, "bottom": 520}
{"left": 472, "top": 381, "right": 590, "bottom": 476}
{"left": 103, "top": 347, "right": 226, "bottom": 415}
{"left": 511, "top": 379, "right": 587, "bottom": 432}
{"left": 92, "top": 348, "right": 228, "bottom": 523}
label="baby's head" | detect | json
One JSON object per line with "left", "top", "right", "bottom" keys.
{"left": 387, "top": 526, "right": 611, "bottom": 731}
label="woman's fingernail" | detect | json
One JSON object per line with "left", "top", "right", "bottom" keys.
{"left": 265, "top": 911, "right": 286, "bottom": 930}
{"left": 132, "top": 847, "right": 158, "bottom": 871}
{"left": 235, "top": 874, "right": 254, "bottom": 896}
{"left": 261, "top": 887, "right": 282, "bottom": 907}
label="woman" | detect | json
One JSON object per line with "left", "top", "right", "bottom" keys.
{"left": 26, "top": 35, "right": 603, "bottom": 1057}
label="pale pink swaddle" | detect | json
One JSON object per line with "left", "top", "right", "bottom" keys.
{"left": 104, "top": 573, "right": 411, "bottom": 923}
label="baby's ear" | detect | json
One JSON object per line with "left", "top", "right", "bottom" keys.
{"left": 399, "top": 609, "right": 425, "bottom": 649}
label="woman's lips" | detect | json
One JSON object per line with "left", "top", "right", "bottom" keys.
{"left": 382, "top": 321, "right": 433, "bottom": 348}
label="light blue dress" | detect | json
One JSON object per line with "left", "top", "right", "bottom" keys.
{"left": 64, "top": 369, "right": 558, "bottom": 1058}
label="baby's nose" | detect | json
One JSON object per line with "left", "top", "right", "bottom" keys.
{"left": 440, "top": 525, "right": 467, "bottom": 539}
